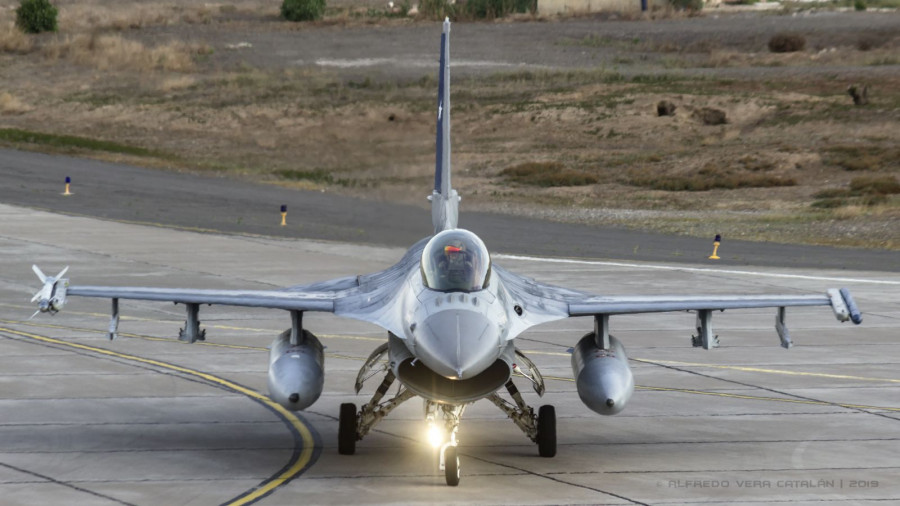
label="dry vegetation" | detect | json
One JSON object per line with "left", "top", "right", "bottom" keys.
{"left": 0, "top": 21, "right": 33, "bottom": 52}
{"left": 500, "top": 162, "right": 599, "bottom": 187}
{"left": 0, "top": 92, "right": 33, "bottom": 114}
{"left": 42, "top": 33, "right": 204, "bottom": 71}
{"left": 0, "top": 1, "right": 899, "bottom": 249}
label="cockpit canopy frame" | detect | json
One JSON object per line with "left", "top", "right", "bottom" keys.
{"left": 421, "top": 229, "right": 491, "bottom": 293}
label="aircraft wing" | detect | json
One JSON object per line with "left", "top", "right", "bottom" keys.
{"left": 32, "top": 237, "right": 429, "bottom": 338}
{"left": 494, "top": 264, "right": 862, "bottom": 348}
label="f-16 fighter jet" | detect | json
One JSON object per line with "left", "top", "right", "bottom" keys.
{"left": 31, "top": 19, "right": 862, "bottom": 486}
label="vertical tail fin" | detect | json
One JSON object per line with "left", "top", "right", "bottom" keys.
{"left": 430, "top": 17, "right": 460, "bottom": 234}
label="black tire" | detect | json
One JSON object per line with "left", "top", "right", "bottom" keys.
{"left": 537, "top": 405, "right": 557, "bottom": 458}
{"left": 338, "top": 402, "right": 357, "bottom": 455}
{"left": 444, "top": 446, "right": 460, "bottom": 486}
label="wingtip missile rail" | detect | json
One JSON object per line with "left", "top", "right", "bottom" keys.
{"left": 29, "top": 265, "right": 69, "bottom": 318}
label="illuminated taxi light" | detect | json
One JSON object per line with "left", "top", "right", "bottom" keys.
{"left": 427, "top": 423, "right": 444, "bottom": 448}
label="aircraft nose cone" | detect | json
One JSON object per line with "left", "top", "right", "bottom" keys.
{"left": 415, "top": 309, "right": 499, "bottom": 379}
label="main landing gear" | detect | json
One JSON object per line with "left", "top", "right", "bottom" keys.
{"left": 341, "top": 345, "right": 556, "bottom": 486}
{"left": 487, "top": 350, "right": 557, "bottom": 458}
{"left": 487, "top": 380, "right": 557, "bottom": 458}
{"left": 339, "top": 343, "right": 414, "bottom": 456}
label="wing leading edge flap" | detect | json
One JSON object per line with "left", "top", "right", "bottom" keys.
{"left": 568, "top": 295, "right": 831, "bottom": 316}
{"left": 67, "top": 286, "right": 336, "bottom": 312}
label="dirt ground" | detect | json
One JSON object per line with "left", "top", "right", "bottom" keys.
{"left": 1, "top": 1, "right": 899, "bottom": 249}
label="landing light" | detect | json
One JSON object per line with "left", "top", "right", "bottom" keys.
{"left": 427, "top": 422, "right": 444, "bottom": 448}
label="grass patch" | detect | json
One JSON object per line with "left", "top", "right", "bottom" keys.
{"left": 275, "top": 168, "right": 335, "bottom": 184}
{"left": 557, "top": 34, "right": 641, "bottom": 49}
{"left": 0, "top": 92, "right": 32, "bottom": 114}
{"left": 823, "top": 145, "right": 900, "bottom": 172}
{"left": 812, "top": 175, "right": 900, "bottom": 208}
{"left": 274, "top": 168, "right": 366, "bottom": 187}
{"left": 43, "top": 33, "right": 201, "bottom": 72}
{"left": 0, "top": 128, "right": 161, "bottom": 157}
{"left": 850, "top": 175, "right": 900, "bottom": 195}
{"left": 627, "top": 163, "right": 796, "bottom": 191}
{"left": 500, "top": 162, "right": 598, "bottom": 187}
{"left": 472, "top": 69, "right": 689, "bottom": 91}
{"left": 0, "top": 22, "right": 34, "bottom": 53}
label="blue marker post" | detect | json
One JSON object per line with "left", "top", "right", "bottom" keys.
{"left": 280, "top": 205, "right": 287, "bottom": 226}
{"left": 63, "top": 176, "right": 72, "bottom": 196}
{"left": 709, "top": 234, "right": 722, "bottom": 260}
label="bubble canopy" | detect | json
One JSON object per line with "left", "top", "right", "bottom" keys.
{"left": 421, "top": 229, "right": 491, "bottom": 292}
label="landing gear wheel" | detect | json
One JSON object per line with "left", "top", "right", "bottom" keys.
{"left": 537, "top": 405, "right": 556, "bottom": 458}
{"left": 444, "top": 446, "right": 460, "bottom": 486}
{"left": 338, "top": 402, "right": 357, "bottom": 455}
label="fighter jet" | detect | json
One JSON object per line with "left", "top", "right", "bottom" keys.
{"left": 31, "top": 19, "right": 862, "bottom": 487}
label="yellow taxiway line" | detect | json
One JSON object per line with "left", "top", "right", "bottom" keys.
{"left": 632, "top": 358, "right": 900, "bottom": 384}
{"left": 0, "top": 325, "right": 315, "bottom": 506}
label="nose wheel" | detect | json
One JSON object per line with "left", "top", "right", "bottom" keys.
{"left": 442, "top": 445, "right": 460, "bottom": 486}
{"left": 427, "top": 401, "right": 466, "bottom": 486}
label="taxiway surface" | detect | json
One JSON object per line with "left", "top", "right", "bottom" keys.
{"left": 1, "top": 203, "right": 899, "bottom": 505}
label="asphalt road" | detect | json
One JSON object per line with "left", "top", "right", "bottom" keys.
{"left": 1, "top": 148, "right": 898, "bottom": 272}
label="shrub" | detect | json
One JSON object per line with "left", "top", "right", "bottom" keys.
{"left": 692, "top": 107, "right": 727, "bottom": 125}
{"left": 856, "top": 34, "right": 883, "bottom": 51}
{"left": 824, "top": 145, "right": 900, "bottom": 172}
{"left": 513, "top": 0, "right": 537, "bottom": 13}
{"left": 854, "top": 0, "right": 867, "bottom": 10}
{"left": 849, "top": 176, "right": 900, "bottom": 196}
{"left": 281, "top": 0, "right": 326, "bottom": 21}
{"left": 420, "top": 0, "right": 533, "bottom": 19}
{"left": 669, "top": 0, "right": 703, "bottom": 11}
{"left": 418, "top": 0, "right": 456, "bottom": 19}
{"left": 15, "top": 0, "right": 58, "bottom": 34}
{"left": 768, "top": 33, "right": 805, "bottom": 53}
{"left": 811, "top": 197, "right": 848, "bottom": 209}
{"left": 465, "top": 0, "right": 534, "bottom": 18}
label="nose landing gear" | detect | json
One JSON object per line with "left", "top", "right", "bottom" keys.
{"left": 427, "top": 401, "right": 466, "bottom": 486}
